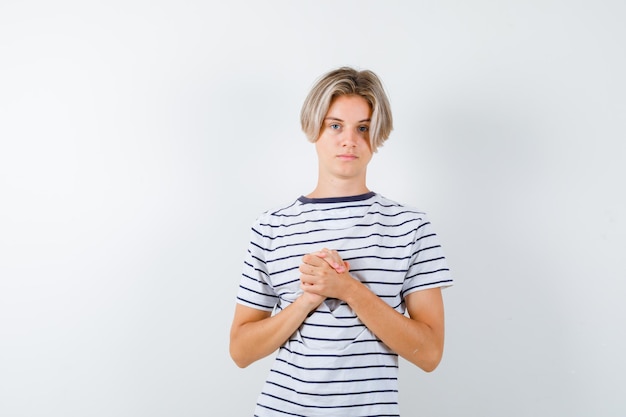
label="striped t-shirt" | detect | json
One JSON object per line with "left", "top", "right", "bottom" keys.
{"left": 236, "top": 192, "right": 453, "bottom": 417}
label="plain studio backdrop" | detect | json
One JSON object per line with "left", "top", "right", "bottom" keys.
{"left": 1, "top": 1, "right": 624, "bottom": 416}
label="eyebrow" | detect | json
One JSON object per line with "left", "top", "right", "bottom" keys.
{"left": 324, "top": 117, "right": 371, "bottom": 123}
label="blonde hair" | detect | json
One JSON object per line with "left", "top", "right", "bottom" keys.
{"left": 300, "top": 67, "right": 393, "bottom": 152}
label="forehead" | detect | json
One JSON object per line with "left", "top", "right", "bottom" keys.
{"left": 326, "top": 95, "right": 372, "bottom": 119}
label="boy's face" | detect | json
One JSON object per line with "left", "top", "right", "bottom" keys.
{"left": 315, "top": 94, "right": 373, "bottom": 183}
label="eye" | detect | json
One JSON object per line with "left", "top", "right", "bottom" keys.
{"left": 330, "top": 123, "right": 341, "bottom": 130}
{"left": 358, "top": 125, "right": 369, "bottom": 132}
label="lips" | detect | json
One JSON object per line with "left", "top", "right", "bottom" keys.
{"left": 337, "top": 154, "right": 358, "bottom": 160}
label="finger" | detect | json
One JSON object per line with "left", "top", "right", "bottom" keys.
{"left": 300, "top": 273, "right": 315, "bottom": 285}
{"left": 302, "top": 253, "right": 326, "bottom": 267}
{"left": 320, "top": 249, "right": 345, "bottom": 272}
{"left": 299, "top": 263, "right": 317, "bottom": 276}
{"left": 300, "top": 282, "right": 321, "bottom": 295}
{"left": 314, "top": 248, "right": 329, "bottom": 257}
{"left": 314, "top": 257, "right": 337, "bottom": 271}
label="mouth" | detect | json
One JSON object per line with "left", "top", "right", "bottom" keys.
{"left": 337, "top": 154, "right": 358, "bottom": 160}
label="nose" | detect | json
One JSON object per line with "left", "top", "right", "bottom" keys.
{"left": 341, "top": 129, "right": 358, "bottom": 147}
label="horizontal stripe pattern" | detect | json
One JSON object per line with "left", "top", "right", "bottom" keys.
{"left": 237, "top": 192, "right": 453, "bottom": 416}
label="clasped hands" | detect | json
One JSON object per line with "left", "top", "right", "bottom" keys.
{"left": 298, "top": 248, "right": 356, "bottom": 308}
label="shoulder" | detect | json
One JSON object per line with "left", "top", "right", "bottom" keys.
{"left": 373, "top": 193, "right": 428, "bottom": 220}
{"left": 251, "top": 197, "right": 304, "bottom": 228}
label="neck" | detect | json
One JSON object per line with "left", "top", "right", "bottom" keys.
{"left": 306, "top": 178, "right": 369, "bottom": 199}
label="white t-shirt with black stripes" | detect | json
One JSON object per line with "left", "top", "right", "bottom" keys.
{"left": 236, "top": 192, "right": 453, "bottom": 417}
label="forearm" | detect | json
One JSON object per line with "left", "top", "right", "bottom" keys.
{"left": 299, "top": 250, "right": 445, "bottom": 371}
{"left": 229, "top": 297, "right": 315, "bottom": 368}
{"left": 344, "top": 282, "right": 444, "bottom": 372}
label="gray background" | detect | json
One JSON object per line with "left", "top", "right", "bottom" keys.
{"left": 1, "top": 1, "right": 624, "bottom": 416}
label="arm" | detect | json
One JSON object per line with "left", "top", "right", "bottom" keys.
{"left": 300, "top": 250, "right": 445, "bottom": 372}
{"left": 229, "top": 290, "right": 325, "bottom": 368}
{"left": 347, "top": 285, "right": 444, "bottom": 372}
{"left": 230, "top": 249, "right": 348, "bottom": 369}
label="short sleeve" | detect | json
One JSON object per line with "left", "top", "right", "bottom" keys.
{"left": 235, "top": 221, "right": 279, "bottom": 311}
{"left": 401, "top": 214, "right": 454, "bottom": 298}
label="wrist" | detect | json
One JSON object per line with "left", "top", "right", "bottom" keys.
{"left": 342, "top": 275, "right": 366, "bottom": 306}
{"left": 296, "top": 290, "right": 324, "bottom": 313}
